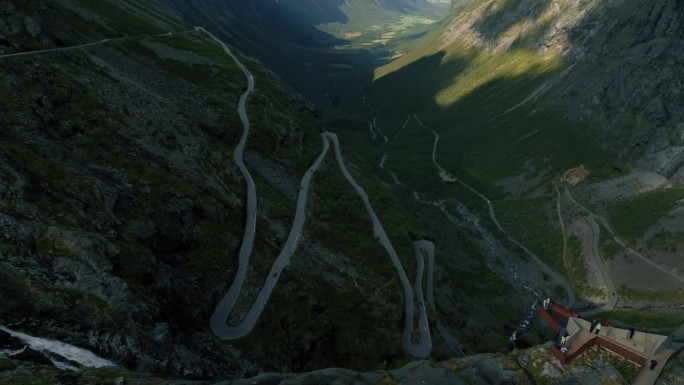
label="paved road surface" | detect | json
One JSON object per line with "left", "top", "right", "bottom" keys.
{"left": 204, "top": 29, "right": 433, "bottom": 354}
{"left": 557, "top": 188, "right": 616, "bottom": 316}
{"left": 582, "top": 214, "right": 618, "bottom": 316}
{"left": 326, "top": 132, "right": 432, "bottom": 356}
{"left": 564, "top": 188, "right": 684, "bottom": 284}
{"left": 417, "top": 240, "right": 466, "bottom": 356}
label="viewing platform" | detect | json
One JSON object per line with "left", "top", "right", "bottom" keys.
{"left": 534, "top": 302, "right": 684, "bottom": 385}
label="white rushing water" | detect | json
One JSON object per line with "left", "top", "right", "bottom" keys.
{"left": 379, "top": 154, "right": 387, "bottom": 168}
{"left": 0, "top": 325, "right": 116, "bottom": 369}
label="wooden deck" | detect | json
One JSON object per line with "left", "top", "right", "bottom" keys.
{"left": 535, "top": 303, "right": 684, "bottom": 385}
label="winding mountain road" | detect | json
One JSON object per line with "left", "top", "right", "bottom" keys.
{"left": 556, "top": 188, "right": 616, "bottom": 315}
{"left": 583, "top": 214, "right": 618, "bottom": 315}
{"left": 326, "top": 132, "right": 432, "bottom": 356}
{"left": 204, "top": 29, "right": 433, "bottom": 355}
{"left": 564, "top": 188, "right": 684, "bottom": 284}
{"left": 414, "top": 114, "right": 576, "bottom": 308}
{"left": 1, "top": 23, "right": 441, "bottom": 356}
{"left": 0, "top": 29, "right": 197, "bottom": 60}
{"left": 417, "top": 240, "right": 465, "bottom": 356}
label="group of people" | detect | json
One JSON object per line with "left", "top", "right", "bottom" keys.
{"left": 590, "top": 320, "right": 602, "bottom": 335}
{"left": 589, "top": 319, "right": 617, "bottom": 335}
{"left": 540, "top": 301, "right": 664, "bottom": 371}
{"left": 589, "top": 320, "right": 644, "bottom": 339}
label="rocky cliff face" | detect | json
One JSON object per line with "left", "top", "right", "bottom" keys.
{"left": 3, "top": 335, "right": 683, "bottom": 385}
{"left": 439, "top": 0, "right": 684, "bottom": 181}
{"left": 0, "top": 0, "right": 330, "bottom": 378}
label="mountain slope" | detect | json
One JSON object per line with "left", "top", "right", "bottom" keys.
{"left": 2, "top": 1, "right": 683, "bottom": 384}
{"left": 5, "top": 342, "right": 679, "bottom": 385}
{"left": 337, "top": 0, "right": 684, "bottom": 302}
{"left": 1, "top": 0, "right": 505, "bottom": 377}
{"left": 371, "top": 0, "right": 684, "bottom": 181}
{"left": 0, "top": 0, "right": 436, "bottom": 376}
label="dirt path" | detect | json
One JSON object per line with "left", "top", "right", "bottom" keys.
{"left": 0, "top": 29, "right": 197, "bottom": 59}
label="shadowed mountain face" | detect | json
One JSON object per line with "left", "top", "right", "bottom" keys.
{"left": 160, "top": 0, "right": 434, "bottom": 25}
{"left": 153, "top": 0, "right": 447, "bottom": 107}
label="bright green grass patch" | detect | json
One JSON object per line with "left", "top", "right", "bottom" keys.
{"left": 369, "top": 44, "right": 619, "bottom": 185}
{"left": 607, "top": 187, "right": 684, "bottom": 242}
{"left": 592, "top": 308, "right": 684, "bottom": 334}
{"left": 318, "top": 3, "right": 433, "bottom": 35}
{"left": 433, "top": 47, "right": 561, "bottom": 108}
{"left": 618, "top": 285, "right": 684, "bottom": 304}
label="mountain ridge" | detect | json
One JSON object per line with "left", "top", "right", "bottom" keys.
{"left": 373, "top": 0, "right": 684, "bottom": 180}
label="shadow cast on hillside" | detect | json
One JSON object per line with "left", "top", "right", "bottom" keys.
{"left": 367, "top": 47, "right": 612, "bottom": 189}
{"left": 363, "top": 0, "right": 684, "bottom": 185}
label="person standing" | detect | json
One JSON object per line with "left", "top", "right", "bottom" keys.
{"left": 650, "top": 359, "right": 657, "bottom": 370}
{"left": 629, "top": 324, "right": 635, "bottom": 339}
{"left": 595, "top": 323, "right": 602, "bottom": 335}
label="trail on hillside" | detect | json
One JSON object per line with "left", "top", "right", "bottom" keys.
{"left": 414, "top": 114, "right": 576, "bottom": 308}
{"left": 0, "top": 29, "right": 197, "bottom": 59}
{"left": 582, "top": 214, "right": 618, "bottom": 316}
